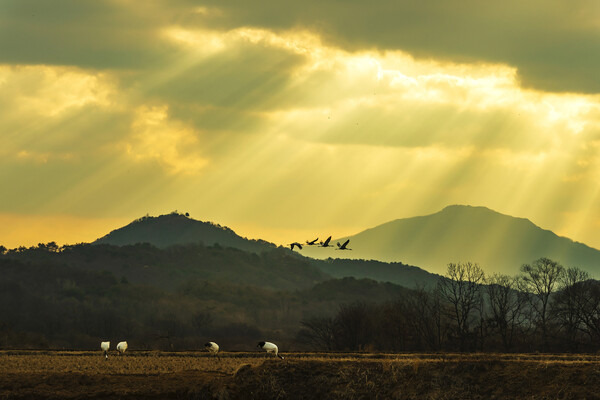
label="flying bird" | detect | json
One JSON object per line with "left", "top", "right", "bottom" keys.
{"left": 305, "top": 238, "right": 319, "bottom": 245}
{"left": 319, "top": 236, "right": 332, "bottom": 247}
{"left": 289, "top": 242, "right": 303, "bottom": 250}
{"left": 336, "top": 239, "right": 351, "bottom": 250}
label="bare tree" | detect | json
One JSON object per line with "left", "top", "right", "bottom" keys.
{"left": 518, "top": 257, "right": 564, "bottom": 351}
{"left": 297, "top": 316, "right": 336, "bottom": 351}
{"left": 577, "top": 281, "right": 600, "bottom": 345}
{"left": 552, "top": 267, "right": 589, "bottom": 350}
{"left": 406, "top": 286, "right": 447, "bottom": 351}
{"left": 486, "top": 274, "right": 526, "bottom": 352}
{"left": 334, "top": 302, "right": 374, "bottom": 351}
{"left": 437, "top": 262, "right": 485, "bottom": 351}
{"left": 553, "top": 269, "right": 600, "bottom": 348}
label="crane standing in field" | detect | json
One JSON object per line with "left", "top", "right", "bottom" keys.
{"left": 205, "top": 342, "right": 220, "bottom": 359}
{"left": 101, "top": 341, "right": 110, "bottom": 360}
{"left": 257, "top": 341, "right": 284, "bottom": 360}
{"left": 116, "top": 341, "right": 128, "bottom": 355}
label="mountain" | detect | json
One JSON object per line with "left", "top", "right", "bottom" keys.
{"left": 308, "top": 258, "right": 440, "bottom": 289}
{"left": 94, "top": 211, "right": 275, "bottom": 253}
{"left": 93, "top": 212, "right": 439, "bottom": 288}
{"left": 18, "top": 242, "right": 326, "bottom": 291}
{"left": 303, "top": 205, "right": 600, "bottom": 276}
{"left": 0, "top": 243, "right": 415, "bottom": 350}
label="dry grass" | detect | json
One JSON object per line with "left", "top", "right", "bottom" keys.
{"left": 1, "top": 351, "right": 600, "bottom": 399}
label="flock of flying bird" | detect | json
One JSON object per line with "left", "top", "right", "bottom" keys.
{"left": 289, "top": 236, "right": 351, "bottom": 251}
{"left": 99, "top": 340, "right": 284, "bottom": 360}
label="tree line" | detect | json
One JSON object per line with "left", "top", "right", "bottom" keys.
{"left": 3, "top": 241, "right": 599, "bottom": 353}
{"left": 298, "top": 258, "right": 600, "bottom": 353}
{"left": 0, "top": 243, "right": 409, "bottom": 350}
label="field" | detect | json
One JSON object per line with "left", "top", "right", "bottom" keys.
{"left": 1, "top": 351, "right": 600, "bottom": 399}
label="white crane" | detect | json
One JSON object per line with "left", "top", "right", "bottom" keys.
{"left": 204, "top": 341, "right": 220, "bottom": 358}
{"left": 100, "top": 341, "right": 110, "bottom": 360}
{"left": 257, "top": 341, "right": 284, "bottom": 360}
{"left": 116, "top": 341, "right": 128, "bottom": 354}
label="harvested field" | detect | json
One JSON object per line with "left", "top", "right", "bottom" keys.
{"left": 1, "top": 351, "right": 600, "bottom": 399}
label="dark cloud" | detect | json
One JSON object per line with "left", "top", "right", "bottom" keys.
{"left": 5, "top": 1, "right": 597, "bottom": 93}
{"left": 143, "top": 44, "right": 304, "bottom": 111}
{"left": 198, "top": 0, "right": 600, "bottom": 93}
{"left": 0, "top": 0, "right": 178, "bottom": 68}
{"left": 126, "top": 41, "right": 306, "bottom": 139}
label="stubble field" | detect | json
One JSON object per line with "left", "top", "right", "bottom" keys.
{"left": 1, "top": 351, "right": 600, "bottom": 399}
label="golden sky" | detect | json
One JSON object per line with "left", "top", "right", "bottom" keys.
{"left": 1, "top": 0, "right": 600, "bottom": 249}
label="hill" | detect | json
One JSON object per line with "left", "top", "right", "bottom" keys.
{"left": 309, "top": 258, "right": 439, "bottom": 289}
{"left": 9, "top": 242, "right": 327, "bottom": 292}
{"left": 94, "top": 211, "right": 275, "bottom": 253}
{"left": 303, "top": 205, "right": 600, "bottom": 276}
{"left": 92, "top": 212, "right": 439, "bottom": 288}
{"left": 0, "top": 244, "right": 414, "bottom": 349}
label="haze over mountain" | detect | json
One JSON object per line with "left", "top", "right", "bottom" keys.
{"left": 92, "top": 211, "right": 439, "bottom": 288}
{"left": 1, "top": 213, "right": 438, "bottom": 350}
{"left": 303, "top": 205, "right": 600, "bottom": 277}
{"left": 94, "top": 212, "right": 275, "bottom": 254}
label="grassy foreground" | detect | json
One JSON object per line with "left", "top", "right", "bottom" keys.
{"left": 1, "top": 351, "right": 599, "bottom": 399}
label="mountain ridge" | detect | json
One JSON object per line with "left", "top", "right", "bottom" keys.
{"left": 93, "top": 211, "right": 276, "bottom": 254}
{"left": 303, "top": 204, "right": 600, "bottom": 276}
{"left": 91, "top": 211, "right": 439, "bottom": 288}
{"left": 91, "top": 206, "right": 600, "bottom": 278}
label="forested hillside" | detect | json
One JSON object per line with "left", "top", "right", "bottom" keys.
{"left": 89, "top": 212, "right": 441, "bottom": 288}
{"left": 0, "top": 242, "right": 416, "bottom": 350}
{"left": 94, "top": 212, "right": 275, "bottom": 253}
{"left": 5, "top": 211, "right": 598, "bottom": 353}
{"left": 311, "top": 258, "right": 439, "bottom": 289}
{"left": 3, "top": 243, "right": 600, "bottom": 353}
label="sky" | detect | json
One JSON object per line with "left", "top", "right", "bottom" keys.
{"left": 1, "top": 0, "right": 600, "bottom": 250}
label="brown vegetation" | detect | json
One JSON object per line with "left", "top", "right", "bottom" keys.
{"left": 1, "top": 351, "right": 600, "bottom": 399}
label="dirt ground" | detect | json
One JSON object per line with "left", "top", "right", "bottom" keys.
{"left": 1, "top": 351, "right": 600, "bottom": 399}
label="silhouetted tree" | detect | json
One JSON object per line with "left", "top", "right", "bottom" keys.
{"left": 576, "top": 280, "right": 600, "bottom": 345}
{"left": 438, "top": 262, "right": 485, "bottom": 351}
{"left": 297, "top": 317, "right": 336, "bottom": 350}
{"left": 406, "top": 286, "right": 447, "bottom": 351}
{"left": 334, "top": 302, "right": 374, "bottom": 351}
{"left": 552, "top": 267, "right": 589, "bottom": 350}
{"left": 518, "top": 257, "right": 564, "bottom": 351}
{"left": 486, "top": 274, "right": 527, "bottom": 352}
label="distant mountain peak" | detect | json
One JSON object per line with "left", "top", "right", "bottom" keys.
{"left": 439, "top": 204, "right": 516, "bottom": 218}
{"left": 94, "top": 212, "right": 275, "bottom": 253}
{"left": 441, "top": 204, "right": 493, "bottom": 213}
{"left": 305, "top": 205, "right": 600, "bottom": 277}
